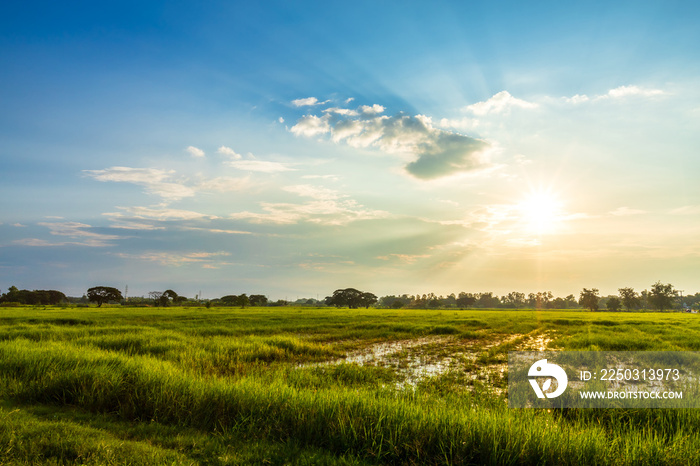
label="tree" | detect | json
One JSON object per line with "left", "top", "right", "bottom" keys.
{"left": 249, "top": 294, "right": 268, "bottom": 306}
{"left": 606, "top": 296, "right": 622, "bottom": 312}
{"left": 87, "top": 286, "right": 123, "bottom": 307}
{"left": 579, "top": 288, "right": 600, "bottom": 312}
{"left": 565, "top": 295, "right": 578, "bottom": 309}
{"left": 326, "top": 288, "right": 366, "bottom": 308}
{"left": 148, "top": 291, "right": 164, "bottom": 306}
{"left": 649, "top": 281, "right": 676, "bottom": 311}
{"left": 220, "top": 295, "right": 238, "bottom": 306}
{"left": 360, "top": 292, "right": 378, "bottom": 308}
{"left": 235, "top": 294, "right": 250, "bottom": 308}
{"left": 502, "top": 291, "right": 526, "bottom": 308}
{"left": 456, "top": 292, "right": 476, "bottom": 308}
{"left": 0, "top": 287, "right": 66, "bottom": 305}
{"left": 618, "top": 287, "right": 640, "bottom": 311}
{"left": 477, "top": 292, "right": 500, "bottom": 308}
{"left": 161, "top": 289, "right": 180, "bottom": 307}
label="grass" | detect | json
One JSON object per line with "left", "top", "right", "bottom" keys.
{"left": 1, "top": 306, "right": 700, "bottom": 464}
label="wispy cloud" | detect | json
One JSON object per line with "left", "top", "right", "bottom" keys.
{"left": 564, "top": 85, "right": 666, "bottom": 104}
{"left": 85, "top": 166, "right": 251, "bottom": 202}
{"left": 670, "top": 205, "right": 700, "bottom": 215}
{"left": 226, "top": 160, "right": 296, "bottom": 173}
{"left": 609, "top": 206, "right": 646, "bottom": 216}
{"left": 231, "top": 186, "right": 387, "bottom": 225}
{"left": 283, "top": 184, "right": 341, "bottom": 200}
{"left": 292, "top": 97, "right": 327, "bottom": 107}
{"left": 200, "top": 176, "right": 252, "bottom": 193}
{"left": 113, "top": 251, "right": 231, "bottom": 267}
{"left": 376, "top": 253, "right": 430, "bottom": 264}
{"left": 104, "top": 206, "right": 217, "bottom": 221}
{"left": 291, "top": 108, "right": 491, "bottom": 180}
{"left": 83, "top": 167, "right": 196, "bottom": 201}
{"left": 14, "top": 222, "right": 121, "bottom": 247}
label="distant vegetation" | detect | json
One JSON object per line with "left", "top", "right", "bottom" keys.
{"left": 1, "top": 281, "right": 697, "bottom": 311}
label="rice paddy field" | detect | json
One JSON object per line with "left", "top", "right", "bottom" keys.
{"left": 1, "top": 305, "right": 700, "bottom": 465}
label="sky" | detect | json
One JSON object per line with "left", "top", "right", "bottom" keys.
{"left": 1, "top": 1, "right": 699, "bottom": 300}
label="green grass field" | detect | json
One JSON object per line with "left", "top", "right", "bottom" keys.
{"left": 1, "top": 305, "right": 700, "bottom": 465}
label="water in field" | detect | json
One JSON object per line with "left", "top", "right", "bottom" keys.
{"left": 313, "top": 331, "right": 553, "bottom": 389}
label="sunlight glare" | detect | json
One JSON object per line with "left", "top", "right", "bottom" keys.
{"left": 517, "top": 190, "right": 564, "bottom": 235}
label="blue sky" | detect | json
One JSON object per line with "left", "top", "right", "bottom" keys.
{"left": 2, "top": 1, "right": 699, "bottom": 300}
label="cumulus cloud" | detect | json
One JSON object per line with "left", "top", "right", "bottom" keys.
{"left": 290, "top": 109, "right": 491, "bottom": 180}
{"left": 563, "top": 94, "right": 590, "bottom": 104}
{"left": 465, "top": 91, "right": 538, "bottom": 115}
{"left": 359, "top": 104, "right": 385, "bottom": 115}
{"left": 217, "top": 146, "right": 242, "bottom": 159}
{"left": 186, "top": 146, "right": 205, "bottom": 158}
{"left": 83, "top": 167, "right": 196, "bottom": 201}
{"left": 290, "top": 114, "right": 331, "bottom": 137}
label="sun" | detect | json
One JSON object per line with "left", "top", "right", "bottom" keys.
{"left": 517, "top": 190, "right": 564, "bottom": 234}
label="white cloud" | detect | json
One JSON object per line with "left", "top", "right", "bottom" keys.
{"left": 84, "top": 166, "right": 172, "bottom": 184}
{"left": 186, "top": 146, "right": 205, "bottom": 158}
{"left": 563, "top": 94, "right": 590, "bottom": 104}
{"left": 226, "top": 160, "right": 296, "bottom": 173}
{"left": 323, "top": 107, "right": 359, "bottom": 116}
{"left": 603, "top": 85, "right": 665, "bottom": 99}
{"left": 465, "top": 91, "right": 538, "bottom": 115}
{"left": 359, "top": 104, "right": 385, "bottom": 115}
{"left": 290, "top": 109, "right": 491, "bottom": 180}
{"left": 278, "top": 117, "right": 285, "bottom": 123}
{"left": 345, "top": 97, "right": 355, "bottom": 104}
{"left": 217, "top": 146, "right": 243, "bottom": 159}
{"left": 292, "top": 97, "right": 325, "bottom": 107}
{"left": 290, "top": 114, "right": 331, "bottom": 137}
{"left": 83, "top": 167, "right": 196, "bottom": 201}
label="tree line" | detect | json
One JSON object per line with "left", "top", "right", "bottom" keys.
{"left": 1, "top": 281, "right": 696, "bottom": 311}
